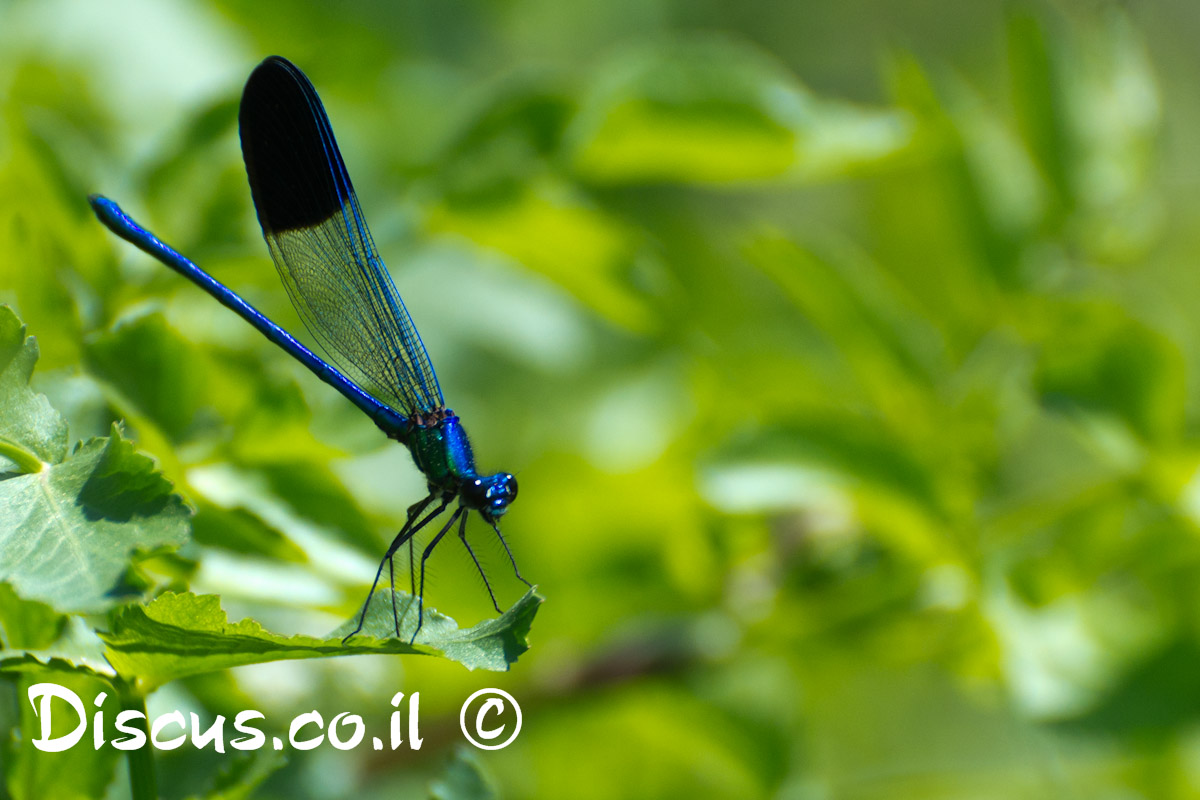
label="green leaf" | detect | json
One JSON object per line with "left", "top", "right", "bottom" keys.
{"left": 257, "top": 461, "right": 382, "bottom": 556}
{"left": 0, "top": 305, "right": 68, "bottom": 468}
{"left": 431, "top": 81, "right": 573, "bottom": 206}
{"left": 190, "top": 500, "right": 308, "bottom": 563}
{"left": 0, "top": 583, "right": 64, "bottom": 650}
{"left": 427, "top": 181, "right": 653, "bottom": 331}
{"left": 83, "top": 311, "right": 208, "bottom": 443}
{"left": 569, "top": 37, "right": 911, "bottom": 184}
{"left": 0, "top": 615, "right": 114, "bottom": 679}
{"left": 4, "top": 671, "right": 121, "bottom": 800}
{"left": 429, "top": 748, "right": 499, "bottom": 800}
{"left": 1035, "top": 304, "right": 1184, "bottom": 443}
{"left": 102, "top": 589, "right": 543, "bottom": 691}
{"left": 1007, "top": 8, "right": 1073, "bottom": 217}
{"left": 0, "top": 424, "right": 190, "bottom": 613}
{"left": 184, "top": 750, "right": 287, "bottom": 800}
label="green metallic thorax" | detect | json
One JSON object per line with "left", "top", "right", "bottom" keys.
{"left": 406, "top": 411, "right": 479, "bottom": 491}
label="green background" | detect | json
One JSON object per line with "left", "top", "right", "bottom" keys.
{"left": 3, "top": 0, "right": 1200, "bottom": 797}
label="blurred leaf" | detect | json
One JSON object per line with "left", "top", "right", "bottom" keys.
{"left": 83, "top": 310, "right": 208, "bottom": 443}
{"left": 1059, "top": 638, "right": 1200, "bottom": 734}
{"left": 0, "top": 423, "right": 190, "bottom": 613}
{"left": 1035, "top": 304, "right": 1184, "bottom": 443}
{"left": 102, "top": 589, "right": 543, "bottom": 691}
{"left": 4, "top": 671, "right": 121, "bottom": 800}
{"left": 429, "top": 748, "right": 499, "bottom": 800}
{"left": 0, "top": 583, "right": 64, "bottom": 650}
{"left": 1065, "top": 12, "right": 1163, "bottom": 264}
{"left": 0, "top": 305, "right": 68, "bottom": 468}
{"left": 717, "top": 419, "right": 943, "bottom": 518}
{"left": 1007, "top": 8, "right": 1073, "bottom": 219}
{"left": 257, "top": 461, "right": 381, "bottom": 555}
{"left": 184, "top": 460, "right": 380, "bottom": 562}
{"left": 191, "top": 501, "right": 308, "bottom": 563}
{"left": 427, "top": 179, "right": 652, "bottom": 331}
{"left": 885, "top": 51, "right": 1025, "bottom": 292}
{"left": 746, "top": 233, "right": 945, "bottom": 418}
{"left": 432, "top": 80, "right": 573, "bottom": 205}
{"left": 569, "top": 37, "right": 911, "bottom": 184}
{"left": 519, "top": 683, "right": 768, "bottom": 799}
{"left": 184, "top": 750, "right": 287, "bottom": 800}
{"left": 0, "top": 75, "right": 114, "bottom": 370}
{"left": 143, "top": 97, "right": 239, "bottom": 208}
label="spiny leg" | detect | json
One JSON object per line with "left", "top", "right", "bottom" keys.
{"left": 411, "top": 507, "right": 463, "bottom": 644}
{"left": 388, "top": 556, "right": 398, "bottom": 638}
{"left": 489, "top": 518, "right": 533, "bottom": 588}
{"left": 387, "top": 495, "right": 445, "bottom": 637}
{"left": 344, "top": 494, "right": 449, "bottom": 642}
{"left": 408, "top": 536, "right": 416, "bottom": 596}
{"left": 406, "top": 494, "right": 422, "bottom": 618}
{"left": 461, "top": 513, "right": 501, "bottom": 613}
{"left": 386, "top": 496, "right": 453, "bottom": 636}
{"left": 399, "top": 514, "right": 420, "bottom": 635}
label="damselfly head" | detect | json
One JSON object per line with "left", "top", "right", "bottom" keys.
{"left": 465, "top": 473, "right": 518, "bottom": 519}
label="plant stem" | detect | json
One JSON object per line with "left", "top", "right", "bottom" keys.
{"left": 0, "top": 436, "right": 42, "bottom": 474}
{"left": 117, "top": 680, "right": 156, "bottom": 800}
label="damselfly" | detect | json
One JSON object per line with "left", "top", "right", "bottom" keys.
{"left": 90, "top": 56, "right": 530, "bottom": 643}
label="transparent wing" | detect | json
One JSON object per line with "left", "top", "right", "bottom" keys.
{"left": 238, "top": 56, "right": 443, "bottom": 417}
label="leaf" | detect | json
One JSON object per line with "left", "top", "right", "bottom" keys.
{"left": 190, "top": 500, "right": 308, "bottom": 563}
{"left": 0, "top": 424, "right": 190, "bottom": 613}
{"left": 184, "top": 750, "right": 287, "bottom": 800}
{"left": 427, "top": 180, "right": 653, "bottom": 331}
{"left": 1056, "top": 637, "right": 1200, "bottom": 734}
{"left": 429, "top": 748, "right": 499, "bottom": 800}
{"left": 257, "top": 461, "right": 381, "bottom": 556}
{"left": 569, "top": 37, "right": 911, "bottom": 184}
{"left": 83, "top": 311, "right": 208, "bottom": 443}
{"left": 1035, "top": 303, "right": 1184, "bottom": 443}
{"left": 431, "top": 80, "right": 573, "bottom": 206}
{"left": 4, "top": 671, "right": 121, "bottom": 800}
{"left": 102, "top": 589, "right": 543, "bottom": 691}
{"left": 0, "top": 582, "right": 64, "bottom": 650}
{"left": 1007, "top": 8, "right": 1073, "bottom": 217}
{"left": 0, "top": 615, "right": 114, "bottom": 679}
{"left": 0, "top": 305, "right": 68, "bottom": 468}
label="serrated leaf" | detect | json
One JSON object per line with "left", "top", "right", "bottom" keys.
{"left": 0, "top": 425, "right": 190, "bottom": 612}
{"left": 0, "top": 615, "right": 114, "bottom": 679}
{"left": 102, "top": 588, "right": 542, "bottom": 691}
{"left": 0, "top": 306, "right": 68, "bottom": 467}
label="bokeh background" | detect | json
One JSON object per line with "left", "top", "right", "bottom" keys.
{"left": 4, "top": 0, "right": 1200, "bottom": 797}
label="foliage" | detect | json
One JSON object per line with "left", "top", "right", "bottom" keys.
{"left": 101, "top": 589, "right": 542, "bottom": 691}
{"left": 1, "top": 1, "right": 1197, "bottom": 799}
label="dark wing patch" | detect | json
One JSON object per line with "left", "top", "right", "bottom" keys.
{"left": 238, "top": 56, "right": 444, "bottom": 416}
